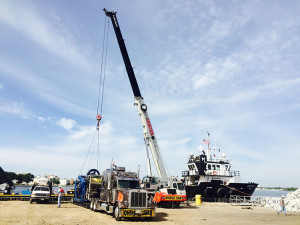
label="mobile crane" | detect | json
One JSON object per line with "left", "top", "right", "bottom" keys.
{"left": 104, "top": 9, "right": 186, "bottom": 207}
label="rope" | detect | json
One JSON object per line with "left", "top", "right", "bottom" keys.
{"left": 79, "top": 128, "right": 98, "bottom": 175}
{"left": 100, "top": 21, "right": 109, "bottom": 115}
{"left": 224, "top": 185, "right": 251, "bottom": 196}
{"left": 79, "top": 15, "right": 110, "bottom": 175}
{"left": 97, "top": 16, "right": 109, "bottom": 115}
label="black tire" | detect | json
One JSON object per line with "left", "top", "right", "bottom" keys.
{"left": 30, "top": 199, "right": 33, "bottom": 204}
{"left": 204, "top": 188, "right": 215, "bottom": 198}
{"left": 114, "top": 203, "right": 121, "bottom": 221}
{"left": 227, "top": 189, "right": 234, "bottom": 197}
{"left": 217, "top": 188, "right": 227, "bottom": 198}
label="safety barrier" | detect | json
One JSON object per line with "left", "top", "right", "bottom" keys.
{"left": 0, "top": 194, "right": 73, "bottom": 202}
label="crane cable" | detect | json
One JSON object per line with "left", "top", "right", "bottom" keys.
{"left": 79, "top": 15, "right": 110, "bottom": 175}
{"left": 96, "top": 14, "right": 110, "bottom": 171}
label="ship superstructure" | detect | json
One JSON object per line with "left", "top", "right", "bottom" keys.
{"left": 182, "top": 134, "right": 258, "bottom": 200}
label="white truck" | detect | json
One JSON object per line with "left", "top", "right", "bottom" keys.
{"left": 30, "top": 186, "right": 51, "bottom": 204}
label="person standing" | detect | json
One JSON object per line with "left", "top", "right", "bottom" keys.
{"left": 57, "top": 186, "right": 64, "bottom": 208}
{"left": 277, "top": 195, "right": 287, "bottom": 215}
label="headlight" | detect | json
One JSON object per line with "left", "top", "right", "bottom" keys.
{"left": 124, "top": 200, "right": 128, "bottom": 207}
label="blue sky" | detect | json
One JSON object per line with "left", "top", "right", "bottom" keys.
{"left": 0, "top": 0, "right": 299, "bottom": 187}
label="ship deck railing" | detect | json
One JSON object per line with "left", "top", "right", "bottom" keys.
{"left": 182, "top": 170, "right": 240, "bottom": 177}
{"left": 206, "top": 170, "right": 240, "bottom": 176}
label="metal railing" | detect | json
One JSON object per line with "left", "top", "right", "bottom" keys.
{"left": 182, "top": 170, "right": 240, "bottom": 177}
{"left": 230, "top": 195, "right": 273, "bottom": 207}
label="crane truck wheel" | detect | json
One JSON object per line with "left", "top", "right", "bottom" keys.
{"left": 175, "top": 201, "right": 180, "bottom": 207}
{"left": 114, "top": 203, "right": 121, "bottom": 221}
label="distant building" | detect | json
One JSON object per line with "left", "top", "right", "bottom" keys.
{"left": 59, "top": 178, "right": 68, "bottom": 186}
{"left": 33, "top": 175, "right": 49, "bottom": 186}
{"left": 69, "top": 179, "right": 74, "bottom": 185}
{"left": 12, "top": 179, "right": 18, "bottom": 184}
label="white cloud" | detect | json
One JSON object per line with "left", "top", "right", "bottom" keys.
{"left": 0, "top": 62, "right": 95, "bottom": 117}
{"left": 0, "top": 99, "right": 31, "bottom": 118}
{"left": 69, "top": 125, "right": 95, "bottom": 139}
{"left": 56, "top": 118, "right": 76, "bottom": 131}
{"left": 0, "top": 0, "right": 91, "bottom": 69}
{"left": 193, "top": 58, "right": 239, "bottom": 90}
{"left": 38, "top": 117, "right": 45, "bottom": 122}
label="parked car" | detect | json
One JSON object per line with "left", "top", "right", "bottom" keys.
{"left": 30, "top": 186, "right": 51, "bottom": 204}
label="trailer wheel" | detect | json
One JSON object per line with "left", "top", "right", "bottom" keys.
{"left": 30, "top": 199, "right": 33, "bottom": 204}
{"left": 93, "top": 199, "right": 97, "bottom": 212}
{"left": 90, "top": 198, "right": 94, "bottom": 210}
{"left": 114, "top": 204, "right": 121, "bottom": 221}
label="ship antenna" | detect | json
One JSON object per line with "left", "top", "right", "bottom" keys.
{"left": 207, "top": 131, "right": 210, "bottom": 151}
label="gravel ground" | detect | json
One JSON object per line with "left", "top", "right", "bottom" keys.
{"left": 0, "top": 201, "right": 299, "bottom": 225}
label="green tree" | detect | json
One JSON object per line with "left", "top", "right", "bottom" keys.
{"left": 48, "top": 178, "right": 60, "bottom": 185}
{"left": 23, "top": 173, "right": 34, "bottom": 183}
{"left": 6, "top": 172, "right": 18, "bottom": 182}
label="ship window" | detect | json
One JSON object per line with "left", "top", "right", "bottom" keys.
{"left": 212, "top": 165, "right": 216, "bottom": 170}
{"left": 225, "top": 165, "right": 229, "bottom": 171}
{"left": 207, "top": 164, "right": 211, "bottom": 170}
{"left": 217, "top": 165, "right": 220, "bottom": 170}
{"left": 173, "top": 183, "right": 177, "bottom": 189}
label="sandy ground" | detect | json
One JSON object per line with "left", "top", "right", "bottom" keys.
{"left": 0, "top": 201, "right": 299, "bottom": 225}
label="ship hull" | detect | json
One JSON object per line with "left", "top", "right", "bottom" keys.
{"left": 185, "top": 181, "right": 258, "bottom": 200}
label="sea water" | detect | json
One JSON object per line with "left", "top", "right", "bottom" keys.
{"left": 253, "top": 190, "right": 291, "bottom": 198}
{"left": 13, "top": 186, "right": 291, "bottom": 197}
{"left": 12, "top": 185, "right": 74, "bottom": 194}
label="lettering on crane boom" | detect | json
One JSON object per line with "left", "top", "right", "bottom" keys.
{"left": 112, "top": 15, "right": 118, "bottom": 27}
{"left": 146, "top": 118, "right": 154, "bottom": 136}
